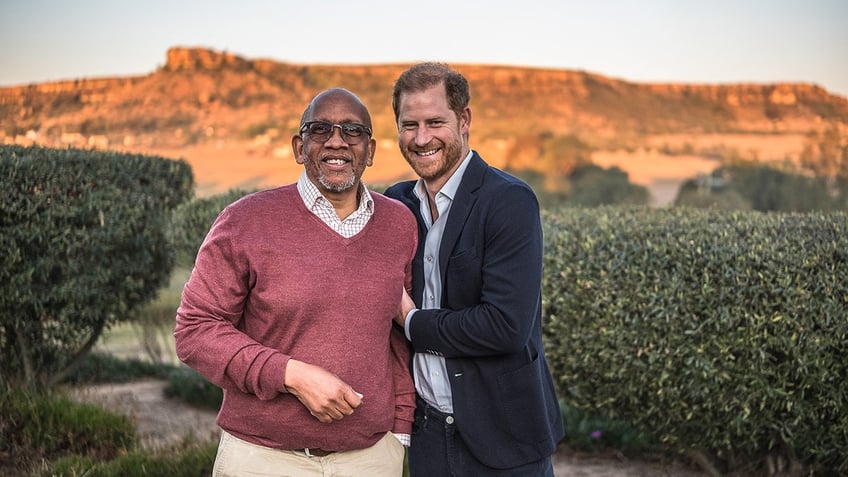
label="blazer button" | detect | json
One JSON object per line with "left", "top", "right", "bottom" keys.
{"left": 446, "top": 416, "right": 455, "bottom": 424}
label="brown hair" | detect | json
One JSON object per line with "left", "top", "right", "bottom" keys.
{"left": 392, "top": 62, "right": 470, "bottom": 122}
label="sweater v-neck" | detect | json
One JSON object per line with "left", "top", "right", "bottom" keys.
{"left": 293, "top": 191, "right": 373, "bottom": 245}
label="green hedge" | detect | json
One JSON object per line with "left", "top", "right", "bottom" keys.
{"left": 542, "top": 206, "right": 848, "bottom": 473}
{"left": 0, "top": 145, "right": 194, "bottom": 388}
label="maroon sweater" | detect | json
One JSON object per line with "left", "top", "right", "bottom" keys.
{"left": 175, "top": 185, "right": 417, "bottom": 451}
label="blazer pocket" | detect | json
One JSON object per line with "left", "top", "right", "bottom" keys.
{"left": 448, "top": 248, "right": 479, "bottom": 270}
{"left": 497, "top": 356, "right": 552, "bottom": 445}
{"left": 445, "top": 249, "right": 482, "bottom": 299}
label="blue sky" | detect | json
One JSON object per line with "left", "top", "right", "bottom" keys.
{"left": 2, "top": 0, "right": 847, "bottom": 97}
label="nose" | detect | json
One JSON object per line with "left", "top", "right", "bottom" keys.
{"left": 325, "top": 125, "right": 348, "bottom": 147}
{"left": 414, "top": 126, "right": 432, "bottom": 146}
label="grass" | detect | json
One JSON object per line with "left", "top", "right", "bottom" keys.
{"left": 0, "top": 386, "right": 139, "bottom": 476}
{"left": 43, "top": 443, "right": 217, "bottom": 477}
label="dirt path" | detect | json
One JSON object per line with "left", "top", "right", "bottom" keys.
{"left": 70, "top": 379, "right": 707, "bottom": 476}
{"left": 70, "top": 379, "right": 220, "bottom": 451}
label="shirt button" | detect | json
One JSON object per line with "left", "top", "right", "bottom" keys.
{"left": 426, "top": 255, "right": 433, "bottom": 262}
{"left": 445, "top": 416, "right": 455, "bottom": 424}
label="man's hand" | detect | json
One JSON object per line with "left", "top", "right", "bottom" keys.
{"left": 284, "top": 359, "right": 363, "bottom": 423}
{"left": 397, "top": 287, "right": 415, "bottom": 327}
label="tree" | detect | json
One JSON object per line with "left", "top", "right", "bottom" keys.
{"left": 800, "top": 124, "right": 848, "bottom": 206}
{"left": 566, "top": 164, "right": 649, "bottom": 207}
{"left": 676, "top": 160, "right": 840, "bottom": 212}
{"left": 724, "top": 161, "right": 837, "bottom": 212}
{"left": 674, "top": 174, "right": 752, "bottom": 211}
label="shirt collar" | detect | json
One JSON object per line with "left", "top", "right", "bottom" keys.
{"left": 297, "top": 171, "right": 374, "bottom": 215}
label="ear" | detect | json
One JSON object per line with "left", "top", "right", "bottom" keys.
{"left": 366, "top": 137, "right": 376, "bottom": 167}
{"left": 292, "top": 135, "right": 305, "bottom": 164}
{"left": 460, "top": 107, "right": 472, "bottom": 136}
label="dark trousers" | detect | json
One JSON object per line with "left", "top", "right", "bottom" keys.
{"left": 408, "top": 398, "right": 554, "bottom": 477}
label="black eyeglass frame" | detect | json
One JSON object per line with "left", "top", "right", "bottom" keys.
{"left": 299, "top": 121, "right": 373, "bottom": 145}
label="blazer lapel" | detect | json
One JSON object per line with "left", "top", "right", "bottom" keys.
{"left": 438, "top": 152, "right": 486, "bottom": 278}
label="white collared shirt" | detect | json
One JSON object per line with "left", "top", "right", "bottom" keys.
{"left": 406, "top": 150, "right": 474, "bottom": 413}
{"left": 296, "top": 172, "right": 374, "bottom": 238}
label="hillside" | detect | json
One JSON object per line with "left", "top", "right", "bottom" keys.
{"left": 3, "top": 47, "right": 847, "bottom": 203}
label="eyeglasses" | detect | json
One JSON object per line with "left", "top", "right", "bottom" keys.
{"left": 299, "top": 121, "right": 373, "bottom": 145}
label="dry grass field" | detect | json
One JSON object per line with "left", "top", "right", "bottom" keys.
{"left": 142, "top": 139, "right": 415, "bottom": 198}
{"left": 140, "top": 131, "right": 809, "bottom": 207}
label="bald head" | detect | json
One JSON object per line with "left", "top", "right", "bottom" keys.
{"left": 300, "top": 88, "right": 372, "bottom": 129}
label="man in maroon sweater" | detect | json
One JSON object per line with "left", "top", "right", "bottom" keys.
{"left": 175, "top": 88, "right": 417, "bottom": 477}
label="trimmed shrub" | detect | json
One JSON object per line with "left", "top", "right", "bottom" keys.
{"left": 542, "top": 206, "right": 848, "bottom": 473}
{"left": 164, "top": 366, "right": 223, "bottom": 411}
{"left": 0, "top": 145, "right": 194, "bottom": 389}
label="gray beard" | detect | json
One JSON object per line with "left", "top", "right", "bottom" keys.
{"left": 319, "top": 174, "right": 356, "bottom": 192}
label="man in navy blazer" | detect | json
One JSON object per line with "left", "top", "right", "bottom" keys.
{"left": 385, "top": 62, "right": 564, "bottom": 476}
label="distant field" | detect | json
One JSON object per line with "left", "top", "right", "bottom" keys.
{"left": 145, "top": 140, "right": 415, "bottom": 197}
{"left": 141, "top": 132, "right": 807, "bottom": 206}
{"left": 96, "top": 321, "right": 178, "bottom": 364}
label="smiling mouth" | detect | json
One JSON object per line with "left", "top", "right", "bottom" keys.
{"left": 415, "top": 148, "right": 439, "bottom": 157}
{"left": 321, "top": 155, "right": 351, "bottom": 167}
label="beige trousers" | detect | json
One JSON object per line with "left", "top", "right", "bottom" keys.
{"left": 212, "top": 430, "right": 405, "bottom": 477}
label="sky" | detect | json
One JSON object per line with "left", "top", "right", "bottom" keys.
{"left": 2, "top": 0, "right": 847, "bottom": 98}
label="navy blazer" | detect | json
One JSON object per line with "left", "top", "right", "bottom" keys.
{"left": 385, "top": 152, "right": 564, "bottom": 469}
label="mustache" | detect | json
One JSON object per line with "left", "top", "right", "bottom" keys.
{"left": 319, "top": 153, "right": 352, "bottom": 161}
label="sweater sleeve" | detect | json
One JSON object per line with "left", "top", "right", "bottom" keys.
{"left": 391, "top": 210, "right": 418, "bottom": 434}
{"left": 390, "top": 323, "right": 415, "bottom": 434}
{"left": 174, "top": 205, "right": 290, "bottom": 401}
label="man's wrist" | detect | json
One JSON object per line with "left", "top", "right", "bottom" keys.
{"left": 404, "top": 309, "right": 417, "bottom": 340}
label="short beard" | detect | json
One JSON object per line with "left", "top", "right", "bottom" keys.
{"left": 319, "top": 173, "right": 357, "bottom": 193}
{"left": 402, "top": 136, "right": 463, "bottom": 183}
